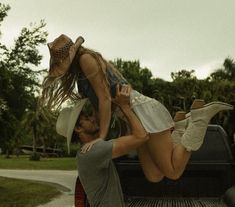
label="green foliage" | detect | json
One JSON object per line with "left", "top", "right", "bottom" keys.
{"left": 18, "top": 98, "right": 62, "bottom": 160}
{"left": 171, "top": 69, "right": 196, "bottom": 81}
{"left": 111, "top": 58, "right": 235, "bottom": 138}
{"left": 112, "top": 59, "right": 144, "bottom": 91}
{"left": 0, "top": 3, "right": 10, "bottom": 36}
{"left": 210, "top": 58, "right": 235, "bottom": 81}
{"left": 111, "top": 58, "right": 157, "bottom": 97}
{"left": 0, "top": 3, "right": 48, "bottom": 154}
{"left": 0, "top": 3, "right": 10, "bottom": 20}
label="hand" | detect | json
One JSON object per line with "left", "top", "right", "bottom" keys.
{"left": 81, "top": 138, "right": 102, "bottom": 153}
{"left": 114, "top": 84, "right": 131, "bottom": 107}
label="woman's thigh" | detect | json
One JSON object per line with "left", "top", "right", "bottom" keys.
{"left": 137, "top": 143, "right": 164, "bottom": 182}
{"left": 146, "top": 130, "right": 175, "bottom": 177}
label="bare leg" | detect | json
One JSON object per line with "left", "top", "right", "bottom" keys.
{"left": 142, "top": 99, "right": 204, "bottom": 180}
{"left": 137, "top": 143, "right": 164, "bottom": 182}
{"left": 144, "top": 99, "right": 232, "bottom": 180}
{"left": 138, "top": 111, "right": 191, "bottom": 181}
{"left": 147, "top": 130, "right": 191, "bottom": 180}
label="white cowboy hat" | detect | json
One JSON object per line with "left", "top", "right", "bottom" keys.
{"left": 47, "top": 34, "right": 84, "bottom": 77}
{"left": 56, "top": 99, "right": 87, "bottom": 153}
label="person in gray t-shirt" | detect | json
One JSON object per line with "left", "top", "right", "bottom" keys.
{"left": 56, "top": 85, "right": 149, "bottom": 207}
{"left": 78, "top": 139, "right": 123, "bottom": 206}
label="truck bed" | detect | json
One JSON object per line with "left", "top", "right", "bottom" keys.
{"left": 126, "top": 197, "right": 223, "bottom": 207}
{"left": 115, "top": 125, "right": 235, "bottom": 206}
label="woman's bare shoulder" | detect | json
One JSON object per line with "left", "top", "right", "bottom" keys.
{"left": 79, "top": 53, "right": 95, "bottom": 65}
{"left": 79, "top": 53, "right": 106, "bottom": 74}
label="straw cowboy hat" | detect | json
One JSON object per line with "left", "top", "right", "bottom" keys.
{"left": 47, "top": 34, "right": 84, "bottom": 77}
{"left": 56, "top": 99, "right": 87, "bottom": 153}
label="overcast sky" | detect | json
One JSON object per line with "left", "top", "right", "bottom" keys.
{"left": 1, "top": 0, "right": 235, "bottom": 81}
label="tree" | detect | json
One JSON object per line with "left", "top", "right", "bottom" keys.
{"left": 112, "top": 59, "right": 144, "bottom": 92}
{"left": 210, "top": 58, "right": 235, "bottom": 81}
{"left": 171, "top": 69, "right": 196, "bottom": 81}
{"left": 0, "top": 3, "right": 48, "bottom": 154}
{"left": 169, "top": 70, "right": 198, "bottom": 112}
{"left": 19, "top": 98, "right": 57, "bottom": 160}
{"left": 112, "top": 58, "right": 155, "bottom": 95}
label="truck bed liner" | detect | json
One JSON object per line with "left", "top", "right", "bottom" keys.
{"left": 126, "top": 197, "right": 222, "bottom": 207}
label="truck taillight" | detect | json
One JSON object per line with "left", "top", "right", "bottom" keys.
{"left": 75, "top": 177, "right": 86, "bottom": 207}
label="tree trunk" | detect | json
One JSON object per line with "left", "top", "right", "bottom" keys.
{"left": 5, "top": 149, "right": 10, "bottom": 159}
{"left": 42, "top": 137, "right": 47, "bottom": 157}
{"left": 32, "top": 125, "right": 37, "bottom": 154}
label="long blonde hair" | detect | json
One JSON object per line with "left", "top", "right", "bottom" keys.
{"left": 40, "top": 46, "right": 125, "bottom": 109}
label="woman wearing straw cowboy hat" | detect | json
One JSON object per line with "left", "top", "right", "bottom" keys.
{"left": 41, "top": 34, "right": 234, "bottom": 182}
{"left": 56, "top": 84, "right": 148, "bottom": 207}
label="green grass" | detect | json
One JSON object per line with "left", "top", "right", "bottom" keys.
{"left": 0, "top": 176, "right": 62, "bottom": 207}
{"left": 0, "top": 155, "right": 77, "bottom": 170}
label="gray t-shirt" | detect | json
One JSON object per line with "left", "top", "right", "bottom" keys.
{"left": 77, "top": 139, "right": 125, "bottom": 207}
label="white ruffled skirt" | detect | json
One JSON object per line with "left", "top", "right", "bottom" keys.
{"left": 130, "top": 90, "right": 174, "bottom": 133}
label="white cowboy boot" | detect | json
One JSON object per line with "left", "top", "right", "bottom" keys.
{"left": 181, "top": 101, "right": 234, "bottom": 151}
{"left": 172, "top": 119, "right": 188, "bottom": 144}
{"left": 172, "top": 99, "right": 207, "bottom": 144}
{"left": 171, "top": 111, "right": 188, "bottom": 144}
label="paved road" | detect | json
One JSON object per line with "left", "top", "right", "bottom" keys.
{"left": 0, "top": 169, "right": 78, "bottom": 207}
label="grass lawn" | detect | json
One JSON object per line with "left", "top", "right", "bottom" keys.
{"left": 0, "top": 155, "right": 77, "bottom": 170}
{"left": 0, "top": 176, "right": 62, "bottom": 207}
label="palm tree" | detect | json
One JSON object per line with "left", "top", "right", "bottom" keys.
{"left": 19, "top": 98, "right": 56, "bottom": 160}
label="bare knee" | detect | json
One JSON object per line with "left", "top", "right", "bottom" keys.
{"left": 145, "top": 174, "right": 164, "bottom": 183}
{"left": 143, "top": 170, "right": 164, "bottom": 183}
{"left": 164, "top": 171, "right": 182, "bottom": 180}
{"left": 168, "top": 174, "right": 181, "bottom": 180}
{"left": 164, "top": 164, "right": 186, "bottom": 180}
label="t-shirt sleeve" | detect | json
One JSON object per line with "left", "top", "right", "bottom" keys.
{"left": 78, "top": 139, "right": 113, "bottom": 169}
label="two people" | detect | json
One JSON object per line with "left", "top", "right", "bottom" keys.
{"left": 56, "top": 84, "right": 148, "bottom": 206}
{"left": 41, "top": 34, "right": 234, "bottom": 183}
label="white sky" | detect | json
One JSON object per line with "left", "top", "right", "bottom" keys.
{"left": 1, "top": 0, "right": 235, "bottom": 81}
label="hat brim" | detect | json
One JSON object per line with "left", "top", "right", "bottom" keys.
{"left": 66, "top": 99, "right": 87, "bottom": 153}
{"left": 48, "top": 57, "right": 71, "bottom": 77}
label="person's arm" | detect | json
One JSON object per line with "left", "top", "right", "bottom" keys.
{"left": 112, "top": 85, "right": 149, "bottom": 159}
{"left": 79, "top": 54, "right": 111, "bottom": 139}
